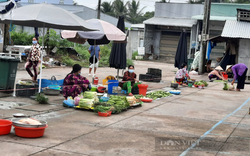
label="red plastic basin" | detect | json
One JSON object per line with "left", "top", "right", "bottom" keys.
{"left": 140, "top": 98, "right": 153, "bottom": 102}
{"left": 0, "top": 119, "right": 12, "bottom": 135}
{"left": 13, "top": 124, "right": 48, "bottom": 138}
{"left": 97, "top": 86, "right": 105, "bottom": 93}
{"left": 98, "top": 111, "right": 112, "bottom": 117}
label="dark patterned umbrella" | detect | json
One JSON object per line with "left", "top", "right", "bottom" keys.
{"left": 175, "top": 31, "right": 187, "bottom": 69}
{"left": 109, "top": 16, "right": 127, "bottom": 70}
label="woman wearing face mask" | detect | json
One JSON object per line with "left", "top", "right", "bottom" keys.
{"left": 119, "top": 65, "right": 140, "bottom": 96}
{"left": 26, "top": 37, "right": 41, "bottom": 81}
{"left": 63, "top": 64, "right": 91, "bottom": 99}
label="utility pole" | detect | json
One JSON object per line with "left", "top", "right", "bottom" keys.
{"left": 97, "top": 0, "right": 101, "bottom": 19}
{"left": 198, "top": 0, "right": 211, "bottom": 74}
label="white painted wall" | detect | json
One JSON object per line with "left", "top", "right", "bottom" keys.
{"left": 238, "top": 39, "right": 250, "bottom": 76}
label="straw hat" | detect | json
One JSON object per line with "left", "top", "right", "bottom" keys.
{"left": 215, "top": 66, "right": 223, "bottom": 71}
{"left": 226, "top": 65, "right": 233, "bottom": 71}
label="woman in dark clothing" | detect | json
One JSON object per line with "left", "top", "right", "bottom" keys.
{"left": 227, "top": 63, "right": 248, "bottom": 91}
{"left": 119, "top": 65, "right": 140, "bottom": 96}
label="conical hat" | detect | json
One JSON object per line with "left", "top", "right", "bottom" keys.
{"left": 215, "top": 66, "right": 223, "bottom": 71}
{"left": 226, "top": 65, "right": 233, "bottom": 71}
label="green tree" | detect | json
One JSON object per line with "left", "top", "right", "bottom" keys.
{"left": 137, "top": 11, "right": 154, "bottom": 23}
{"left": 127, "top": 0, "right": 146, "bottom": 24}
{"left": 112, "top": 0, "right": 128, "bottom": 18}
{"left": 234, "top": 0, "right": 250, "bottom": 3}
{"left": 101, "top": 1, "right": 114, "bottom": 16}
{"left": 73, "top": 0, "right": 78, "bottom": 5}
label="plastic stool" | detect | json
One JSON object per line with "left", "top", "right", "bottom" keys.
{"left": 121, "top": 89, "right": 127, "bottom": 94}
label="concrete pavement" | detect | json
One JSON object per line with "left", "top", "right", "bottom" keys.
{"left": 0, "top": 61, "right": 250, "bottom": 156}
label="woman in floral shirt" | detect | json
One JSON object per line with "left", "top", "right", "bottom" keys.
{"left": 175, "top": 63, "right": 190, "bottom": 85}
{"left": 63, "top": 64, "right": 90, "bottom": 99}
{"left": 26, "top": 37, "right": 40, "bottom": 81}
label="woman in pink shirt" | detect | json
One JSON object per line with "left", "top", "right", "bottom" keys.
{"left": 227, "top": 63, "right": 248, "bottom": 91}
{"left": 208, "top": 66, "right": 225, "bottom": 81}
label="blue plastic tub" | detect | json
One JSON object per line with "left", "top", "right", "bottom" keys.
{"left": 38, "top": 79, "right": 64, "bottom": 88}
{"left": 108, "top": 80, "right": 119, "bottom": 95}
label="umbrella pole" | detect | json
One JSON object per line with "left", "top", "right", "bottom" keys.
{"left": 92, "top": 40, "right": 96, "bottom": 84}
{"left": 38, "top": 25, "right": 45, "bottom": 93}
{"left": 117, "top": 69, "right": 119, "bottom": 80}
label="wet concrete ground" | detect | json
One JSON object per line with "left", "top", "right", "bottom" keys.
{"left": 0, "top": 61, "right": 250, "bottom": 156}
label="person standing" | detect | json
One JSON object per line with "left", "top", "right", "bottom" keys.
{"left": 26, "top": 37, "right": 41, "bottom": 81}
{"left": 227, "top": 63, "right": 248, "bottom": 91}
{"left": 88, "top": 45, "right": 100, "bottom": 76}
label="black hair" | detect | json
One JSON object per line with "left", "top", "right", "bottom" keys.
{"left": 181, "top": 63, "right": 187, "bottom": 69}
{"left": 128, "top": 65, "right": 134, "bottom": 69}
{"left": 63, "top": 64, "right": 82, "bottom": 85}
{"left": 72, "top": 64, "right": 82, "bottom": 73}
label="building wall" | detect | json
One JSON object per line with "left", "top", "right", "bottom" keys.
{"left": 154, "top": 3, "right": 203, "bottom": 19}
{"left": 208, "top": 21, "right": 226, "bottom": 63}
{"left": 238, "top": 39, "right": 250, "bottom": 76}
{"left": 144, "top": 25, "right": 155, "bottom": 55}
{"left": 0, "top": 24, "right": 4, "bottom": 51}
{"left": 126, "top": 29, "right": 144, "bottom": 59}
{"left": 153, "top": 31, "right": 161, "bottom": 56}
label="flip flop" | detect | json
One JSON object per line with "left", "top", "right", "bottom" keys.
{"left": 128, "top": 93, "right": 133, "bottom": 96}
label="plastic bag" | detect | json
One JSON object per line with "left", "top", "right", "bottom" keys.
{"left": 74, "top": 95, "right": 83, "bottom": 106}
{"left": 63, "top": 98, "right": 75, "bottom": 107}
{"left": 229, "top": 84, "right": 234, "bottom": 90}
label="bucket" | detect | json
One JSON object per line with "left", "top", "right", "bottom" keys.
{"left": 108, "top": 80, "right": 119, "bottom": 94}
{"left": 102, "top": 79, "right": 108, "bottom": 85}
{"left": 223, "top": 74, "right": 228, "bottom": 80}
{"left": 138, "top": 84, "right": 148, "bottom": 96}
{"left": 94, "top": 77, "right": 99, "bottom": 85}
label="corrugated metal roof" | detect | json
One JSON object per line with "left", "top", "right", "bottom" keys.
{"left": 192, "top": 15, "right": 236, "bottom": 21}
{"left": 131, "top": 24, "right": 144, "bottom": 29}
{"left": 221, "top": 20, "right": 250, "bottom": 39}
{"left": 143, "top": 17, "right": 197, "bottom": 27}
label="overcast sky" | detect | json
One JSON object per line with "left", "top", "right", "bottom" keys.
{"left": 74, "top": 0, "right": 187, "bottom": 13}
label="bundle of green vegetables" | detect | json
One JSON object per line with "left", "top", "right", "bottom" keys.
{"left": 93, "top": 102, "right": 114, "bottom": 113}
{"left": 78, "top": 99, "right": 95, "bottom": 108}
{"left": 107, "top": 95, "right": 130, "bottom": 113}
{"left": 78, "top": 91, "right": 99, "bottom": 108}
{"left": 134, "top": 91, "right": 171, "bottom": 100}
{"left": 194, "top": 80, "right": 208, "bottom": 87}
{"left": 223, "top": 81, "right": 229, "bottom": 90}
{"left": 146, "top": 91, "right": 171, "bottom": 100}
{"left": 93, "top": 95, "right": 130, "bottom": 114}
{"left": 83, "top": 91, "right": 97, "bottom": 99}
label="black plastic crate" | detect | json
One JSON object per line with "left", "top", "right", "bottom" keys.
{"left": 147, "top": 68, "right": 162, "bottom": 76}
{"left": 139, "top": 74, "right": 153, "bottom": 82}
{"left": 16, "top": 84, "right": 38, "bottom": 97}
{"left": 152, "top": 75, "right": 161, "bottom": 82}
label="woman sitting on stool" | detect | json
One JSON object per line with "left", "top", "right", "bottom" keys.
{"left": 63, "top": 64, "right": 90, "bottom": 99}
{"left": 119, "top": 65, "right": 141, "bottom": 96}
